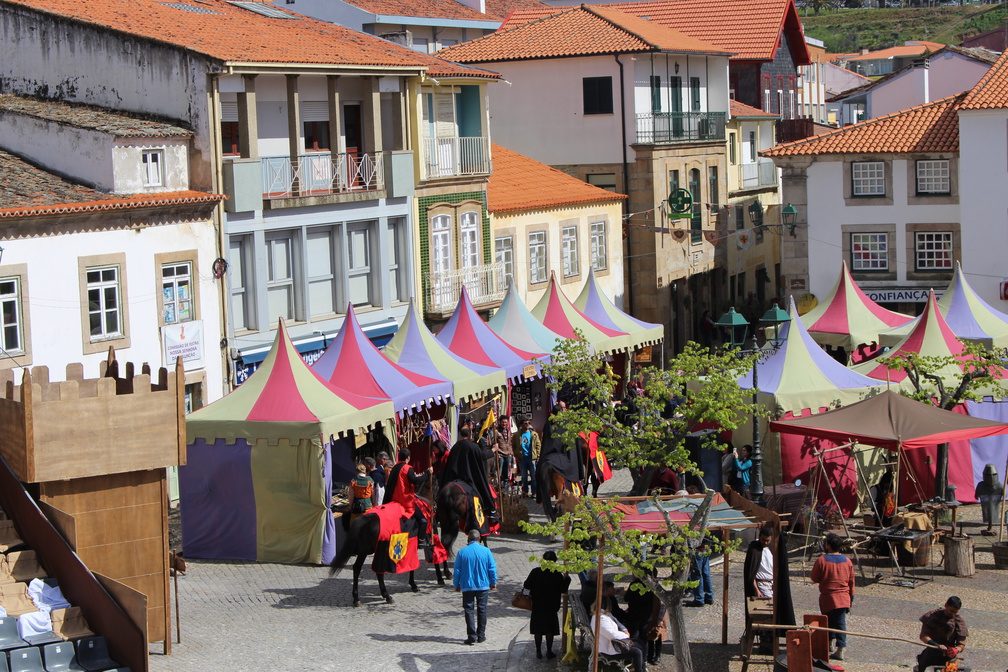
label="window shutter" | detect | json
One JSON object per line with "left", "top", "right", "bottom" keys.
{"left": 301, "top": 101, "right": 329, "bottom": 122}
{"left": 221, "top": 102, "right": 238, "bottom": 122}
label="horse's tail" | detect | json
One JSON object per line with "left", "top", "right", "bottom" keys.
{"left": 329, "top": 514, "right": 364, "bottom": 576}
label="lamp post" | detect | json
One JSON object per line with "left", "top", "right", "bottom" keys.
{"left": 781, "top": 203, "right": 798, "bottom": 237}
{"left": 748, "top": 200, "right": 764, "bottom": 228}
{"left": 717, "top": 303, "right": 790, "bottom": 504}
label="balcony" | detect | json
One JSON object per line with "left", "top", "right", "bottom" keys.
{"left": 737, "top": 159, "right": 778, "bottom": 191}
{"left": 261, "top": 152, "right": 385, "bottom": 200}
{"left": 421, "top": 136, "right": 492, "bottom": 180}
{"left": 635, "top": 112, "right": 726, "bottom": 144}
{"left": 424, "top": 262, "right": 506, "bottom": 316}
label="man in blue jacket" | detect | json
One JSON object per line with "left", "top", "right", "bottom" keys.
{"left": 453, "top": 528, "right": 498, "bottom": 645}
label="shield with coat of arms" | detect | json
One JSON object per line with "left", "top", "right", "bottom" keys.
{"left": 388, "top": 532, "right": 409, "bottom": 563}
{"left": 473, "top": 496, "right": 485, "bottom": 528}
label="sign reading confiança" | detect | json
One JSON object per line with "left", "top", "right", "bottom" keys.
{"left": 163, "top": 320, "right": 204, "bottom": 369}
{"left": 864, "top": 288, "right": 944, "bottom": 303}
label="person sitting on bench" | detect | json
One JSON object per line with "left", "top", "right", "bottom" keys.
{"left": 593, "top": 595, "right": 645, "bottom": 672}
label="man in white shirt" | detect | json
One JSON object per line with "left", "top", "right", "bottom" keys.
{"left": 745, "top": 526, "right": 774, "bottom": 600}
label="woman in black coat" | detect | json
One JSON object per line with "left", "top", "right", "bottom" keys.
{"left": 523, "top": 550, "right": 571, "bottom": 659}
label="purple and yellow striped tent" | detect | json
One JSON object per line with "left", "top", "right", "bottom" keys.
{"left": 181, "top": 321, "right": 393, "bottom": 564}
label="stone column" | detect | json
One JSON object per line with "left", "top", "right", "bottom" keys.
{"left": 326, "top": 75, "right": 342, "bottom": 155}
{"left": 362, "top": 76, "right": 383, "bottom": 153}
{"left": 238, "top": 74, "right": 259, "bottom": 160}
{"left": 778, "top": 157, "right": 812, "bottom": 307}
{"left": 286, "top": 74, "right": 302, "bottom": 194}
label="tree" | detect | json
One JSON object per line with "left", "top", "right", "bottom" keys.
{"left": 543, "top": 336, "right": 761, "bottom": 497}
{"left": 520, "top": 336, "right": 758, "bottom": 672}
{"left": 881, "top": 340, "right": 1008, "bottom": 497}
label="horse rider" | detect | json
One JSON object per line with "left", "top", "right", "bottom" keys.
{"left": 383, "top": 448, "right": 434, "bottom": 548}
{"left": 443, "top": 425, "right": 499, "bottom": 526}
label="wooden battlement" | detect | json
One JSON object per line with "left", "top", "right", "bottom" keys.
{"left": 0, "top": 356, "right": 185, "bottom": 483}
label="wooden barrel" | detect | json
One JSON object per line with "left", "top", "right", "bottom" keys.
{"left": 941, "top": 535, "right": 975, "bottom": 577}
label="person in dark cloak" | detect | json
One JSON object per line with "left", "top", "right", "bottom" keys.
{"left": 383, "top": 447, "right": 433, "bottom": 547}
{"left": 538, "top": 403, "right": 584, "bottom": 486}
{"left": 523, "top": 550, "right": 571, "bottom": 659}
{"left": 743, "top": 525, "right": 776, "bottom": 654}
{"left": 443, "top": 425, "right": 499, "bottom": 525}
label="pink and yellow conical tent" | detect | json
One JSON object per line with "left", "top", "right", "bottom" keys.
{"left": 800, "top": 261, "right": 912, "bottom": 351}
{"left": 531, "top": 272, "right": 632, "bottom": 356}
{"left": 181, "top": 320, "right": 394, "bottom": 565}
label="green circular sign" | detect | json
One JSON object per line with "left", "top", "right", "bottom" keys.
{"left": 667, "top": 188, "right": 693, "bottom": 214}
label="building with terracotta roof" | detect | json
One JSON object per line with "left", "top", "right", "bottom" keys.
{"left": 503, "top": 0, "right": 812, "bottom": 127}
{"left": 0, "top": 0, "right": 506, "bottom": 386}
{"left": 839, "top": 41, "right": 946, "bottom": 78}
{"left": 269, "top": 0, "right": 546, "bottom": 53}
{"left": 830, "top": 45, "right": 999, "bottom": 127}
{"left": 487, "top": 144, "right": 625, "bottom": 307}
{"left": 438, "top": 4, "right": 733, "bottom": 352}
{"left": 763, "top": 90, "right": 976, "bottom": 314}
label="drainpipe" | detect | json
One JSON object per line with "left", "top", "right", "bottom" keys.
{"left": 615, "top": 53, "right": 633, "bottom": 315}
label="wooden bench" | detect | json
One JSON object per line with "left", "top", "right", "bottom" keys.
{"left": 567, "top": 590, "right": 633, "bottom": 672}
{"left": 741, "top": 597, "right": 776, "bottom": 672}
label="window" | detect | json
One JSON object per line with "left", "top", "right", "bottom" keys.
{"left": 266, "top": 233, "right": 296, "bottom": 321}
{"left": 736, "top": 206, "right": 744, "bottom": 230}
{"left": 529, "top": 231, "right": 547, "bottom": 284}
{"left": 762, "top": 74, "right": 771, "bottom": 112}
{"left": 87, "top": 266, "right": 123, "bottom": 339}
{"left": 669, "top": 169, "right": 679, "bottom": 194}
{"left": 229, "top": 236, "right": 254, "bottom": 331}
{"left": 708, "top": 166, "right": 719, "bottom": 220}
{"left": 690, "top": 77, "right": 701, "bottom": 112}
{"left": 495, "top": 236, "right": 514, "bottom": 283}
{"left": 916, "top": 160, "right": 950, "bottom": 195}
{"left": 430, "top": 214, "right": 453, "bottom": 277}
{"left": 303, "top": 121, "right": 331, "bottom": 152}
{"left": 221, "top": 122, "right": 241, "bottom": 156}
{"left": 412, "top": 37, "right": 429, "bottom": 53}
{"left": 852, "top": 161, "right": 885, "bottom": 197}
{"left": 459, "top": 211, "right": 480, "bottom": 270}
{"left": 650, "top": 76, "right": 662, "bottom": 113}
{"left": 587, "top": 173, "right": 617, "bottom": 192}
{"left": 562, "top": 226, "right": 579, "bottom": 278}
{"left": 307, "top": 228, "right": 336, "bottom": 318}
{"left": 851, "top": 232, "right": 889, "bottom": 271}
{"left": 749, "top": 131, "right": 757, "bottom": 162}
{"left": 728, "top": 132, "right": 737, "bottom": 165}
{"left": 0, "top": 278, "right": 23, "bottom": 353}
{"left": 142, "top": 150, "right": 163, "bottom": 187}
{"left": 161, "top": 262, "right": 193, "bottom": 324}
{"left": 387, "top": 218, "right": 405, "bottom": 304}
{"left": 915, "top": 232, "right": 953, "bottom": 270}
{"left": 346, "top": 223, "right": 373, "bottom": 307}
{"left": 583, "top": 77, "right": 613, "bottom": 115}
{"left": 591, "top": 221, "right": 608, "bottom": 271}
{"left": 689, "top": 168, "right": 701, "bottom": 244}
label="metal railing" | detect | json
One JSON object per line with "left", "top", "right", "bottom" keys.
{"left": 261, "top": 152, "right": 385, "bottom": 198}
{"left": 635, "top": 112, "right": 726, "bottom": 144}
{"left": 739, "top": 159, "right": 778, "bottom": 190}
{"left": 424, "top": 262, "right": 506, "bottom": 314}
{"left": 421, "top": 136, "right": 492, "bottom": 180}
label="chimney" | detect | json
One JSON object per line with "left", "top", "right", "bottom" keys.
{"left": 861, "top": 47, "right": 869, "bottom": 55}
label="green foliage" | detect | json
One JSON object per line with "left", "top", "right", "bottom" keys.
{"left": 801, "top": 4, "right": 1006, "bottom": 53}
{"left": 541, "top": 336, "right": 761, "bottom": 494}
{"left": 879, "top": 340, "right": 1008, "bottom": 409}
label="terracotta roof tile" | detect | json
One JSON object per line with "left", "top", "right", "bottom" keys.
{"left": 501, "top": 0, "right": 807, "bottom": 63}
{"left": 960, "top": 47, "right": 1008, "bottom": 110}
{"left": 0, "top": 149, "right": 223, "bottom": 217}
{"left": 845, "top": 41, "right": 944, "bottom": 62}
{"left": 0, "top": 95, "right": 192, "bottom": 137}
{"left": 339, "top": 0, "right": 545, "bottom": 22}
{"left": 762, "top": 94, "right": 963, "bottom": 157}
{"left": 487, "top": 143, "right": 625, "bottom": 213}
{"left": 4, "top": 0, "right": 498, "bottom": 77}
{"left": 730, "top": 99, "right": 778, "bottom": 119}
{"left": 437, "top": 5, "right": 729, "bottom": 62}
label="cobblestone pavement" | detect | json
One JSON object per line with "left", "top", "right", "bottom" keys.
{"left": 153, "top": 472, "right": 1008, "bottom": 672}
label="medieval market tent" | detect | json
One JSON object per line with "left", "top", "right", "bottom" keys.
{"left": 488, "top": 280, "right": 566, "bottom": 355}
{"left": 574, "top": 268, "right": 664, "bottom": 350}
{"left": 736, "top": 300, "right": 884, "bottom": 510}
{"left": 770, "top": 391, "right": 1008, "bottom": 513}
{"left": 383, "top": 299, "right": 507, "bottom": 405}
{"left": 879, "top": 264, "right": 1008, "bottom": 348}
{"left": 800, "top": 261, "right": 912, "bottom": 351}
{"left": 437, "top": 286, "right": 548, "bottom": 383}
{"left": 532, "top": 272, "right": 632, "bottom": 356}
{"left": 181, "top": 321, "right": 395, "bottom": 564}
{"left": 312, "top": 304, "right": 453, "bottom": 416}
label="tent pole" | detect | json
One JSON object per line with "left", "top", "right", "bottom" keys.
{"left": 721, "top": 527, "right": 730, "bottom": 645}
{"left": 1000, "top": 452, "right": 1008, "bottom": 542}
{"left": 592, "top": 534, "right": 605, "bottom": 672}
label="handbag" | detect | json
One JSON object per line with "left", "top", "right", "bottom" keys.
{"left": 612, "top": 638, "right": 634, "bottom": 653}
{"left": 511, "top": 589, "right": 533, "bottom": 611}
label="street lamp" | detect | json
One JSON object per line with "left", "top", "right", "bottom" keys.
{"left": 716, "top": 303, "right": 791, "bottom": 504}
{"left": 748, "top": 200, "right": 764, "bottom": 227}
{"left": 781, "top": 203, "right": 798, "bottom": 237}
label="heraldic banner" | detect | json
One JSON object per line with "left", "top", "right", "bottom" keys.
{"left": 370, "top": 502, "right": 420, "bottom": 574}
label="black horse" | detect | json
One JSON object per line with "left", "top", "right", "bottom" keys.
{"left": 328, "top": 510, "right": 419, "bottom": 607}
{"left": 435, "top": 480, "right": 489, "bottom": 569}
